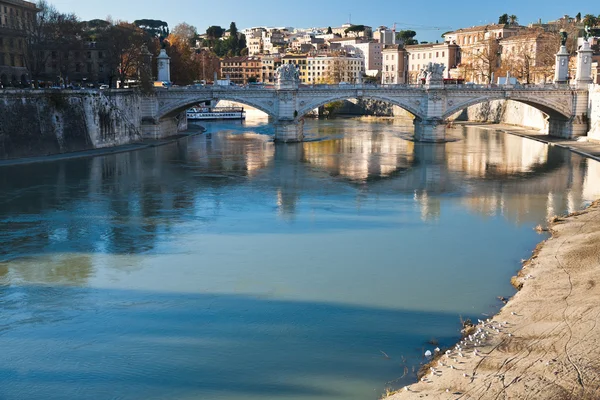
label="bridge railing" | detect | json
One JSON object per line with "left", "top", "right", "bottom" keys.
{"left": 156, "top": 82, "right": 577, "bottom": 93}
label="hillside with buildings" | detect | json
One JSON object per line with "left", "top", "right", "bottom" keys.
{"left": 0, "top": 1, "right": 599, "bottom": 88}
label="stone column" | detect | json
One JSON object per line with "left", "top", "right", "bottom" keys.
{"left": 554, "top": 45, "right": 569, "bottom": 84}
{"left": 575, "top": 40, "right": 593, "bottom": 89}
{"left": 414, "top": 118, "right": 446, "bottom": 142}
{"left": 157, "top": 49, "right": 171, "bottom": 83}
{"left": 274, "top": 119, "right": 304, "bottom": 142}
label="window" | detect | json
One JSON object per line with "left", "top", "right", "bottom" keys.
{"left": 442, "top": 51, "right": 445, "bottom": 57}
{"left": 99, "top": 64, "right": 104, "bottom": 73}
{"left": 0, "top": 53, "right": 4, "bottom": 66}
{"left": 75, "top": 63, "right": 81, "bottom": 72}
{"left": 87, "top": 63, "right": 92, "bottom": 73}
{"left": 10, "top": 54, "right": 14, "bottom": 66}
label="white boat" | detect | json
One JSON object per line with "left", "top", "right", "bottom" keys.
{"left": 186, "top": 106, "right": 246, "bottom": 120}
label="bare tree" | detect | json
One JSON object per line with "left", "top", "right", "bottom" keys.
{"left": 25, "top": 0, "right": 81, "bottom": 86}
{"left": 465, "top": 36, "right": 501, "bottom": 83}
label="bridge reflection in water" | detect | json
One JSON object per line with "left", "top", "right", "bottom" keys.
{"left": 1, "top": 119, "right": 600, "bottom": 400}
{"left": 1, "top": 120, "right": 599, "bottom": 260}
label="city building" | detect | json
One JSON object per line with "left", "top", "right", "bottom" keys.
{"left": 280, "top": 53, "right": 363, "bottom": 84}
{"left": 247, "top": 30, "right": 264, "bottom": 56}
{"left": 405, "top": 42, "right": 460, "bottom": 82}
{"left": 261, "top": 54, "right": 281, "bottom": 83}
{"left": 345, "top": 41, "right": 383, "bottom": 76}
{"left": 381, "top": 45, "right": 407, "bottom": 84}
{"left": 375, "top": 26, "right": 396, "bottom": 45}
{"left": 263, "top": 29, "right": 285, "bottom": 54}
{"left": 0, "top": 0, "right": 38, "bottom": 87}
{"left": 280, "top": 54, "right": 308, "bottom": 81}
{"left": 220, "top": 55, "right": 262, "bottom": 84}
{"left": 499, "top": 30, "right": 558, "bottom": 83}
{"left": 443, "top": 24, "right": 523, "bottom": 83}
{"left": 305, "top": 54, "right": 363, "bottom": 84}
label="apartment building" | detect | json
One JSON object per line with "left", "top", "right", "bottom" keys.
{"left": 221, "top": 55, "right": 262, "bottom": 84}
{"left": 381, "top": 45, "right": 407, "bottom": 84}
{"left": 0, "top": 0, "right": 37, "bottom": 87}
{"left": 405, "top": 42, "right": 460, "bottom": 82}
{"left": 261, "top": 54, "right": 281, "bottom": 83}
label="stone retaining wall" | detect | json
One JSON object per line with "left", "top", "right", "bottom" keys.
{"left": 0, "top": 90, "right": 142, "bottom": 160}
{"left": 588, "top": 84, "right": 600, "bottom": 141}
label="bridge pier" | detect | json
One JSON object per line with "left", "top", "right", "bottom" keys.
{"left": 414, "top": 118, "right": 446, "bottom": 142}
{"left": 548, "top": 116, "right": 588, "bottom": 139}
{"left": 274, "top": 119, "right": 304, "bottom": 142}
{"left": 141, "top": 112, "right": 187, "bottom": 139}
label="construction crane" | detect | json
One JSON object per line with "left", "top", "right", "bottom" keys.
{"left": 392, "top": 21, "right": 453, "bottom": 34}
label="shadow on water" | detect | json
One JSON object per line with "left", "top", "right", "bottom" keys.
{"left": 0, "top": 285, "right": 464, "bottom": 400}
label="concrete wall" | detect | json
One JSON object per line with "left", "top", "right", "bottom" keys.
{"left": 0, "top": 90, "right": 142, "bottom": 160}
{"left": 588, "top": 84, "right": 600, "bottom": 141}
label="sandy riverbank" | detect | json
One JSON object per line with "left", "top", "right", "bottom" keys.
{"left": 387, "top": 204, "right": 600, "bottom": 399}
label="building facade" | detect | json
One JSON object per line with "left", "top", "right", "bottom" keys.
{"left": 405, "top": 42, "right": 460, "bottom": 82}
{"left": 220, "top": 55, "right": 262, "bottom": 84}
{"left": 381, "top": 45, "right": 407, "bottom": 84}
{"left": 0, "top": 0, "right": 37, "bottom": 87}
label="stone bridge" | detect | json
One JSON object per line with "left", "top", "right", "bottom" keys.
{"left": 141, "top": 83, "right": 590, "bottom": 142}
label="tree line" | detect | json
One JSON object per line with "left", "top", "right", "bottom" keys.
{"left": 23, "top": 1, "right": 249, "bottom": 88}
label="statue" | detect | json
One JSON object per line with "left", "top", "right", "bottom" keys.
{"left": 275, "top": 64, "right": 300, "bottom": 83}
{"left": 583, "top": 25, "right": 591, "bottom": 42}
{"left": 424, "top": 62, "right": 446, "bottom": 84}
{"left": 559, "top": 30, "right": 568, "bottom": 47}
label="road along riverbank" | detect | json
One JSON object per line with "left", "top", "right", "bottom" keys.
{"left": 387, "top": 128, "right": 600, "bottom": 400}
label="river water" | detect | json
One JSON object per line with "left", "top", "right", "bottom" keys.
{"left": 1, "top": 117, "right": 599, "bottom": 400}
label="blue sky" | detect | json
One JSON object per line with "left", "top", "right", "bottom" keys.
{"left": 51, "top": 0, "right": 593, "bottom": 42}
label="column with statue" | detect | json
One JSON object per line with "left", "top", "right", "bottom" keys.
{"left": 575, "top": 26, "right": 593, "bottom": 88}
{"left": 554, "top": 30, "right": 569, "bottom": 84}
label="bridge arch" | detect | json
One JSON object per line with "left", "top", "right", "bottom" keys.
{"left": 441, "top": 93, "right": 572, "bottom": 121}
{"left": 156, "top": 93, "right": 277, "bottom": 121}
{"left": 296, "top": 94, "right": 426, "bottom": 121}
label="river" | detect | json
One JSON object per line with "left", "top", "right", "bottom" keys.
{"left": 0, "top": 117, "right": 599, "bottom": 400}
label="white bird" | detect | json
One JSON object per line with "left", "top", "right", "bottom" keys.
{"left": 511, "top": 312, "right": 517, "bottom": 315}
{"left": 435, "top": 347, "right": 440, "bottom": 353}
{"left": 450, "top": 365, "right": 455, "bottom": 369}
{"left": 424, "top": 350, "right": 432, "bottom": 357}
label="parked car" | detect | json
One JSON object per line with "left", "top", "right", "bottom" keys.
{"left": 99, "top": 84, "right": 109, "bottom": 90}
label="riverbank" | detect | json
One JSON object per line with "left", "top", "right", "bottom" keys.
{"left": 387, "top": 127, "right": 600, "bottom": 399}
{"left": 471, "top": 122, "right": 600, "bottom": 162}
{"left": 0, "top": 126, "right": 205, "bottom": 167}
